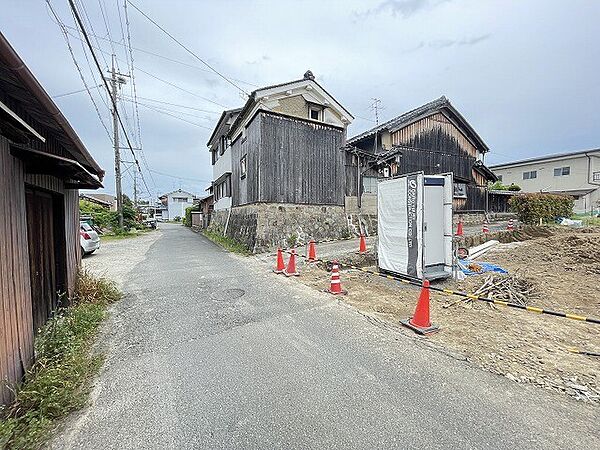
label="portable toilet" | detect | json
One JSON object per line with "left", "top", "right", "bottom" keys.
{"left": 377, "top": 171, "right": 453, "bottom": 280}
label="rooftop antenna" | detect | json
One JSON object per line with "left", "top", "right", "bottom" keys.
{"left": 370, "top": 98, "right": 383, "bottom": 125}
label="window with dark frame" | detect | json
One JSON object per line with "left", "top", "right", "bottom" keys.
{"left": 240, "top": 154, "right": 247, "bottom": 179}
{"left": 522, "top": 170, "right": 537, "bottom": 180}
{"left": 553, "top": 166, "right": 570, "bottom": 176}
{"left": 309, "top": 106, "right": 321, "bottom": 121}
{"left": 497, "top": 175, "right": 503, "bottom": 182}
{"left": 219, "top": 135, "right": 226, "bottom": 156}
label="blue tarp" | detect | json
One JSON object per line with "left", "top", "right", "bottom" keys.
{"left": 460, "top": 261, "right": 508, "bottom": 276}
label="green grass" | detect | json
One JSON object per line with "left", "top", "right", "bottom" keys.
{"left": 202, "top": 230, "right": 250, "bottom": 255}
{"left": 0, "top": 270, "right": 121, "bottom": 449}
{"left": 572, "top": 213, "right": 600, "bottom": 226}
{"left": 100, "top": 227, "right": 155, "bottom": 241}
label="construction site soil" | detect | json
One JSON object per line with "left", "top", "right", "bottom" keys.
{"left": 287, "top": 226, "right": 600, "bottom": 404}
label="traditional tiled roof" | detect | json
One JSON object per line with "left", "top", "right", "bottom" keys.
{"left": 348, "top": 96, "right": 490, "bottom": 153}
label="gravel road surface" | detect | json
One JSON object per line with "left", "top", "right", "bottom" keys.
{"left": 51, "top": 223, "right": 599, "bottom": 449}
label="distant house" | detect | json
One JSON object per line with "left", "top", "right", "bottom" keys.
{"left": 346, "top": 96, "right": 497, "bottom": 219}
{"left": 80, "top": 192, "right": 112, "bottom": 209}
{"left": 490, "top": 148, "right": 600, "bottom": 214}
{"left": 206, "top": 70, "right": 354, "bottom": 251}
{"left": 0, "top": 33, "right": 103, "bottom": 405}
{"left": 82, "top": 192, "right": 116, "bottom": 211}
{"left": 158, "top": 189, "right": 196, "bottom": 221}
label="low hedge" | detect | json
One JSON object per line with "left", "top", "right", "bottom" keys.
{"left": 509, "top": 193, "right": 574, "bottom": 224}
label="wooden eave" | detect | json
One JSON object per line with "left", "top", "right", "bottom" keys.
{"left": 10, "top": 144, "right": 103, "bottom": 189}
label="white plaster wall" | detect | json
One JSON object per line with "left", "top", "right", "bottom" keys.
{"left": 213, "top": 147, "right": 232, "bottom": 182}
{"left": 214, "top": 196, "right": 231, "bottom": 211}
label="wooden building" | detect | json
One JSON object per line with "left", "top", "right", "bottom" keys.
{"left": 346, "top": 96, "right": 497, "bottom": 216}
{"left": 0, "top": 33, "right": 103, "bottom": 405}
{"left": 207, "top": 71, "right": 354, "bottom": 251}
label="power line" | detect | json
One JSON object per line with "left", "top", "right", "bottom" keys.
{"left": 52, "top": 84, "right": 103, "bottom": 98}
{"left": 137, "top": 102, "right": 213, "bottom": 130}
{"left": 123, "top": 0, "right": 144, "bottom": 155}
{"left": 46, "top": 1, "right": 112, "bottom": 140}
{"left": 75, "top": 0, "right": 110, "bottom": 70}
{"left": 148, "top": 168, "right": 212, "bottom": 183}
{"left": 61, "top": 26, "right": 231, "bottom": 110}
{"left": 119, "top": 95, "right": 221, "bottom": 115}
{"left": 126, "top": 0, "right": 250, "bottom": 96}
{"left": 68, "top": 3, "right": 113, "bottom": 113}
{"left": 135, "top": 101, "right": 214, "bottom": 120}
{"left": 67, "top": 0, "right": 151, "bottom": 198}
{"left": 57, "top": 21, "right": 258, "bottom": 88}
{"left": 134, "top": 65, "right": 229, "bottom": 109}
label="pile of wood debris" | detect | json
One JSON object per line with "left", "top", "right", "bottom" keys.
{"left": 445, "top": 273, "right": 538, "bottom": 308}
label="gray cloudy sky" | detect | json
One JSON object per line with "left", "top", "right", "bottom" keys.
{"left": 2, "top": 0, "right": 599, "bottom": 198}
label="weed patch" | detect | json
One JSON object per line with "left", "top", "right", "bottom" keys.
{"left": 0, "top": 270, "right": 121, "bottom": 449}
{"left": 202, "top": 230, "right": 250, "bottom": 255}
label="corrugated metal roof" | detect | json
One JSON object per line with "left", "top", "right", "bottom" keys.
{"left": 489, "top": 148, "right": 600, "bottom": 169}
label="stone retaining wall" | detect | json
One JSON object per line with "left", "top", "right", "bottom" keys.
{"left": 208, "top": 203, "right": 350, "bottom": 253}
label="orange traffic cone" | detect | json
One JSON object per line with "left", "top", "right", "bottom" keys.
{"left": 456, "top": 219, "right": 464, "bottom": 236}
{"left": 273, "top": 248, "right": 285, "bottom": 274}
{"left": 482, "top": 221, "right": 489, "bottom": 233}
{"left": 307, "top": 240, "right": 317, "bottom": 262}
{"left": 284, "top": 249, "right": 300, "bottom": 277}
{"left": 507, "top": 219, "right": 514, "bottom": 231}
{"left": 325, "top": 260, "right": 347, "bottom": 295}
{"left": 401, "top": 280, "right": 439, "bottom": 335}
{"left": 357, "top": 234, "right": 367, "bottom": 254}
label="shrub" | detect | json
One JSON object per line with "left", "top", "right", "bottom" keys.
{"left": 488, "top": 181, "right": 507, "bottom": 191}
{"left": 184, "top": 205, "right": 199, "bottom": 227}
{"left": 489, "top": 181, "right": 521, "bottom": 192}
{"left": 509, "top": 193, "right": 574, "bottom": 224}
{"left": 79, "top": 200, "right": 118, "bottom": 229}
{"left": 79, "top": 196, "right": 140, "bottom": 231}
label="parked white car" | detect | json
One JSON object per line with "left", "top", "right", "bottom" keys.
{"left": 80, "top": 222, "right": 100, "bottom": 255}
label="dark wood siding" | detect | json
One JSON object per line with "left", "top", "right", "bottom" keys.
{"left": 352, "top": 112, "right": 492, "bottom": 212}
{"left": 0, "top": 137, "right": 34, "bottom": 406}
{"left": 231, "top": 116, "right": 261, "bottom": 206}
{"left": 1, "top": 139, "right": 81, "bottom": 405}
{"left": 244, "top": 112, "right": 345, "bottom": 205}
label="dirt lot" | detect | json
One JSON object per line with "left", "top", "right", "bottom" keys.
{"left": 278, "top": 226, "right": 600, "bottom": 404}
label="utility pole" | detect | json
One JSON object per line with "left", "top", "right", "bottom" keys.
{"left": 108, "top": 55, "right": 129, "bottom": 228}
{"left": 133, "top": 168, "right": 138, "bottom": 209}
{"left": 110, "top": 55, "right": 123, "bottom": 228}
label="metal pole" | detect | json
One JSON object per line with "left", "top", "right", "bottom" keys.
{"left": 133, "top": 169, "right": 138, "bottom": 209}
{"left": 111, "top": 55, "right": 124, "bottom": 228}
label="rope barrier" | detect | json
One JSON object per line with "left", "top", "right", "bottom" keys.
{"left": 567, "top": 347, "right": 600, "bottom": 357}
{"left": 282, "top": 249, "right": 600, "bottom": 326}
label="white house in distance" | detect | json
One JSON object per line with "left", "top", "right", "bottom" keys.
{"left": 490, "top": 148, "right": 600, "bottom": 214}
{"left": 156, "top": 189, "right": 196, "bottom": 221}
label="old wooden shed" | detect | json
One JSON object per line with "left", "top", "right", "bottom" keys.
{"left": 0, "top": 33, "right": 103, "bottom": 405}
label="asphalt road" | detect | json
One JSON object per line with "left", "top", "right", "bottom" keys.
{"left": 52, "top": 223, "right": 599, "bottom": 449}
